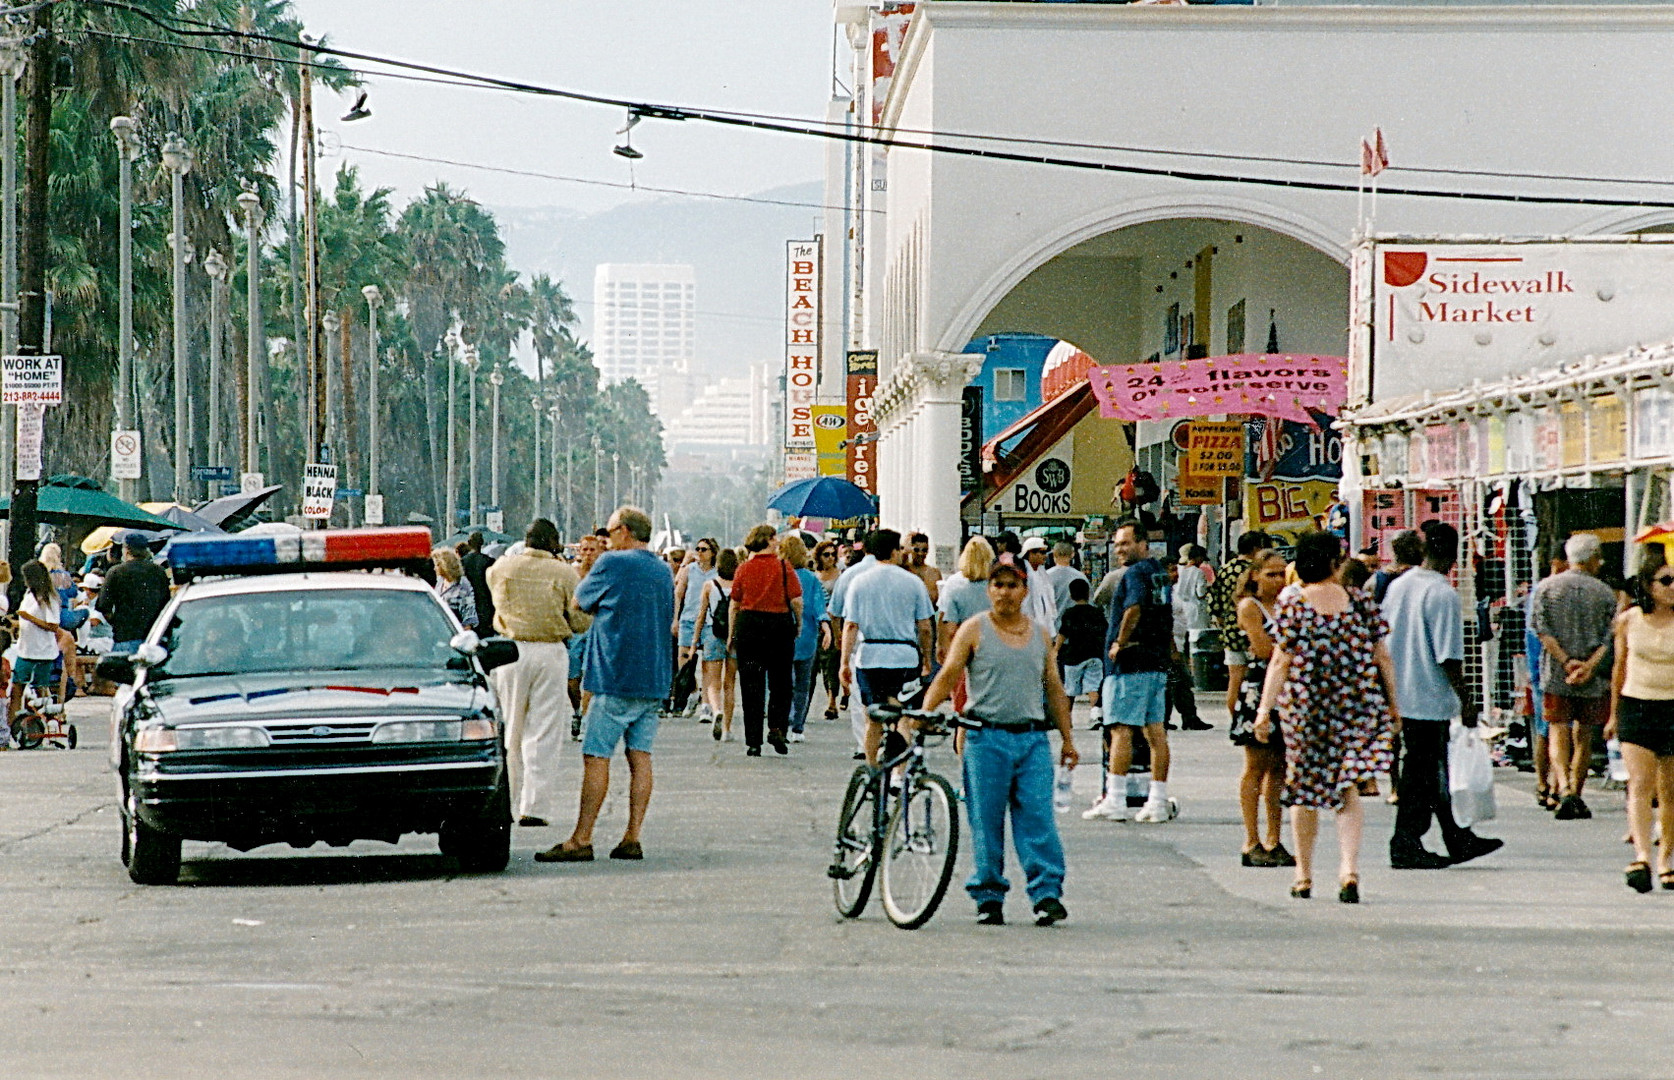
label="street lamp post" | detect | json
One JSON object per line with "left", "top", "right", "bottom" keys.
{"left": 362, "top": 285, "right": 382, "bottom": 504}
{"left": 464, "top": 343, "right": 479, "bottom": 527}
{"left": 203, "top": 247, "right": 227, "bottom": 500}
{"left": 162, "top": 133, "right": 193, "bottom": 501}
{"left": 612, "top": 451, "right": 620, "bottom": 510}
{"left": 443, "top": 327, "right": 459, "bottom": 534}
{"left": 488, "top": 368, "right": 503, "bottom": 514}
{"left": 551, "top": 403, "right": 565, "bottom": 540}
{"left": 530, "top": 395, "right": 543, "bottom": 522}
{"left": 321, "top": 309, "right": 340, "bottom": 463}
{"left": 236, "top": 187, "right": 263, "bottom": 477}
{"left": 111, "top": 116, "right": 140, "bottom": 501}
{"left": 592, "top": 435, "right": 602, "bottom": 526}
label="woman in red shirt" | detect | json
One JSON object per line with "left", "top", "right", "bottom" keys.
{"left": 729, "top": 524, "right": 804, "bottom": 756}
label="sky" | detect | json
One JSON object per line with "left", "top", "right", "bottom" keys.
{"left": 288, "top": 0, "right": 836, "bottom": 216}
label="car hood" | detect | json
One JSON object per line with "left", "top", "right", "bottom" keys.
{"left": 140, "top": 670, "right": 489, "bottom": 726}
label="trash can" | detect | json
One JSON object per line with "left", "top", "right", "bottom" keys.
{"left": 1190, "top": 628, "right": 1227, "bottom": 692}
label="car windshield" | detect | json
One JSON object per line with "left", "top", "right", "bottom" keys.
{"left": 153, "top": 588, "right": 458, "bottom": 679}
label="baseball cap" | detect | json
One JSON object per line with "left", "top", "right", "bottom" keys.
{"left": 1020, "top": 536, "right": 1049, "bottom": 554}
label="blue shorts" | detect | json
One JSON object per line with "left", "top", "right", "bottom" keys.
{"left": 678, "top": 618, "right": 697, "bottom": 649}
{"left": 580, "top": 694, "right": 662, "bottom": 757}
{"left": 1101, "top": 671, "right": 1168, "bottom": 727}
{"left": 13, "top": 657, "right": 54, "bottom": 688}
{"left": 700, "top": 625, "right": 728, "bottom": 663}
{"left": 1061, "top": 658, "right": 1103, "bottom": 698}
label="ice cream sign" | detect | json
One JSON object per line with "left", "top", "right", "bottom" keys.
{"left": 1367, "top": 240, "right": 1674, "bottom": 401}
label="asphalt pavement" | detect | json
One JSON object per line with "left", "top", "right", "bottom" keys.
{"left": 2, "top": 690, "right": 1671, "bottom": 1079}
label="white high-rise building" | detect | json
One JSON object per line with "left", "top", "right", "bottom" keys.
{"left": 593, "top": 264, "right": 696, "bottom": 393}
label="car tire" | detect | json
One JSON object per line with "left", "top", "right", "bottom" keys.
{"left": 440, "top": 777, "right": 511, "bottom": 874}
{"left": 126, "top": 792, "right": 181, "bottom": 885}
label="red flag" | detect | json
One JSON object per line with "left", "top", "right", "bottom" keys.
{"left": 1374, "top": 127, "right": 1390, "bottom": 173}
{"left": 1359, "top": 138, "right": 1375, "bottom": 177}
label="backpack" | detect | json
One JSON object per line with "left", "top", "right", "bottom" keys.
{"left": 709, "top": 581, "right": 731, "bottom": 639}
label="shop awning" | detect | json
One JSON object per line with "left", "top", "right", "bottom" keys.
{"left": 967, "top": 380, "right": 1100, "bottom": 508}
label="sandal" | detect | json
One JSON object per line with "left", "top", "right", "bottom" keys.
{"left": 1535, "top": 786, "right": 1557, "bottom": 810}
{"left": 1626, "top": 862, "right": 1653, "bottom": 894}
{"left": 1660, "top": 870, "right": 1674, "bottom": 891}
{"left": 1289, "top": 879, "right": 1311, "bottom": 899}
{"left": 1338, "top": 876, "right": 1360, "bottom": 904}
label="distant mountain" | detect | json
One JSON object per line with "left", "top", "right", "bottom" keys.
{"left": 492, "top": 181, "right": 823, "bottom": 381}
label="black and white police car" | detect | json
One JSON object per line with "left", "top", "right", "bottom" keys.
{"left": 98, "top": 527, "right": 518, "bottom": 885}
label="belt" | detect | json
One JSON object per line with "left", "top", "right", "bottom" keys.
{"left": 960, "top": 714, "right": 1052, "bottom": 733}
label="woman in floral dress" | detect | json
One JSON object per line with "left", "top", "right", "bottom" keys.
{"left": 1254, "top": 531, "right": 1399, "bottom": 904}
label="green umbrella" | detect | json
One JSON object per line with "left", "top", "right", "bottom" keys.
{"left": 0, "top": 482, "right": 187, "bottom": 531}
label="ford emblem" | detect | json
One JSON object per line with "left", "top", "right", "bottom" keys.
{"left": 310, "top": 725, "right": 334, "bottom": 737}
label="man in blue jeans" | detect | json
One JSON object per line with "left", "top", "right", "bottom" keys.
{"left": 538, "top": 506, "right": 674, "bottom": 863}
{"left": 926, "top": 558, "right": 1077, "bottom": 926}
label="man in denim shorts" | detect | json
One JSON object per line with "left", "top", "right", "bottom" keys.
{"left": 538, "top": 507, "right": 674, "bottom": 864}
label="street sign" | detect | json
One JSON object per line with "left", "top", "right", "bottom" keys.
{"left": 485, "top": 510, "right": 504, "bottom": 533}
{"left": 191, "top": 464, "right": 233, "bottom": 483}
{"left": 302, "top": 462, "right": 337, "bottom": 520}
{"left": 219, "top": 481, "right": 241, "bottom": 497}
{"left": 364, "top": 494, "right": 385, "bottom": 526}
{"left": 334, "top": 488, "right": 362, "bottom": 499}
{"left": 111, "top": 429, "right": 141, "bottom": 480}
{"left": 240, "top": 471, "right": 265, "bottom": 495}
{"left": 15, "top": 403, "right": 42, "bottom": 480}
{"left": 1, "top": 354, "right": 61, "bottom": 406}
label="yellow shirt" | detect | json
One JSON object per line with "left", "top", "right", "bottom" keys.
{"left": 486, "top": 549, "right": 590, "bottom": 643}
{"left": 1621, "top": 608, "right": 1674, "bottom": 701}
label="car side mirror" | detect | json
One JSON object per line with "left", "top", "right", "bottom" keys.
{"left": 449, "top": 630, "right": 481, "bottom": 656}
{"left": 134, "top": 642, "right": 168, "bottom": 667}
{"left": 96, "top": 653, "right": 137, "bottom": 686}
{"left": 475, "top": 637, "right": 519, "bottom": 673}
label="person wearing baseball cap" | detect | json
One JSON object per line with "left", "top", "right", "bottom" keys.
{"left": 1017, "top": 537, "right": 1056, "bottom": 631}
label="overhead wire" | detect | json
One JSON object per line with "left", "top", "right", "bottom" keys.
{"left": 78, "top": 0, "right": 1674, "bottom": 209}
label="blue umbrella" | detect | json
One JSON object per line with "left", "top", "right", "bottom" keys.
{"left": 767, "top": 477, "right": 876, "bottom": 520}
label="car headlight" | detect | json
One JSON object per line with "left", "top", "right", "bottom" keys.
{"left": 371, "top": 717, "right": 497, "bottom": 743}
{"left": 135, "top": 725, "right": 271, "bottom": 752}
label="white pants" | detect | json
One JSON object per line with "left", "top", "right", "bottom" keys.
{"left": 850, "top": 688, "right": 870, "bottom": 754}
{"left": 493, "top": 639, "right": 572, "bottom": 821}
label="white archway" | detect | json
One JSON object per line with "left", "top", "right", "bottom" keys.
{"left": 938, "top": 194, "right": 1349, "bottom": 355}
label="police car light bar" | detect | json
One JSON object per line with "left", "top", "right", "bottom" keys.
{"left": 169, "top": 527, "right": 434, "bottom": 580}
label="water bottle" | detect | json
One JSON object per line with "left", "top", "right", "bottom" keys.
{"left": 1608, "top": 738, "right": 1628, "bottom": 784}
{"left": 1054, "top": 765, "right": 1076, "bottom": 814}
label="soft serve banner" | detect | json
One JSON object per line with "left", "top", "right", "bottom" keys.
{"left": 1087, "top": 354, "right": 1347, "bottom": 423}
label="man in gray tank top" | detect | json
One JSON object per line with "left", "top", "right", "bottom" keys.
{"left": 925, "top": 557, "right": 1079, "bottom": 926}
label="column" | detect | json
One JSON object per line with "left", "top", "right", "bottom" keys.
{"left": 903, "top": 351, "right": 985, "bottom": 571}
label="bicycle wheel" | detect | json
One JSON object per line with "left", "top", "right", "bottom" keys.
{"left": 14, "top": 715, "right": 45, "bottom": 750}
{"left": 881, "top": 771, "right": 960, "bottom": 930}
{"left": 830, "top": 765, "right": 879, "bottom": 918}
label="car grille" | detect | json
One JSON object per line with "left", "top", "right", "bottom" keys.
{"left": 263, "top": 721, "right": 379, "bottom": 745}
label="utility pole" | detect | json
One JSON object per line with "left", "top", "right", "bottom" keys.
{"left": 444, "top": 325, "right": 459, "bottom": 535}
{"left": 162, "top": 133, "right": 193, "bottom": 502}
{"left": 204, "top": 247, "right": 226, "bottom": 500}
{"left": 363, "top": 285, "right": 382, "bottom": 504}
{"left": 465, "top": 343, "right": 478, "bottom": 527}
{"left": 237, "top": 187, "right": 263, "bottom": 477}
{"left": 7, "top": 2, "right": 50, "bottom": 606}
{"left": 300, "top": 62, "right": 319, "bottom": 460}
{"left": 530, "top": 394, "right": 542, "bottom": 522}
{"left": 489, "top": 368, "right": 503, "bottom": 514}
{"left": 111, "top": 116, "right": 139, "bottom": 502}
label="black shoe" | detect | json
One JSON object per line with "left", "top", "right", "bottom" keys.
{"left": 1033, "top": 897, "right": 1067, "bottom": 926}
{"left": 746, "top": 746, "right": 762, "bottom": 757}
{"left": 975, "top": 900, "right": 1004, "bottom": 925}
{"left": 1554, "top": 795, "right": 1590, "bottom": 820}
{"left": 1447, "top": 835, "right": 1504, "bottom": 866}
{"left": 852, "top": 751, "right": 866, "bottom": 761}
{"left": 1267, "top": 842, "right": 1297, "bottom": 867}
{"left": 1182, "top": 719, "right": 1213, "bottom": 731}
{"left": 1627, "top": 862, "right": 1653, "bottom": 893}
{"left": 769, "top": 734, "right": 788, "bottom": 755}
{"left": 516, "top": 816, "right": 549, "bottom": 828}
{"left": 1390, "top": 846, "right": 1451, "bottom": 870}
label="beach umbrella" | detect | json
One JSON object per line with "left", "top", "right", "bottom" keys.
{"left": 766, "top": 477, "right": 876, "bottom": 521}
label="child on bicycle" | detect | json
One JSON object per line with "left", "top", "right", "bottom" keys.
{"left": 925, "top": 555, "right": 1078, "bottom": 927}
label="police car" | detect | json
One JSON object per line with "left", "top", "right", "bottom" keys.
{"left": 97, "top": 527, "right": 518, "bottom": 885}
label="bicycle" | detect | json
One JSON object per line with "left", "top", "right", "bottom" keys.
{"left": 13, "top": 683, "right": 76, "bottom": 750}
{"left": 828, "top": 704, "right": 960, "bottom": 930}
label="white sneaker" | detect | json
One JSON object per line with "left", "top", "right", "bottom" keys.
{"left": 696, "top": 704, "right": 712, "bottom": 724}
{"left": 1133, "top": 797, "right": 1179, "bottom": 823}
{"left": 788, "top": 732, "right": 806, "bottom": 743}
{"left": 1081, "top": 795, "right": 1128, "bottom": 821}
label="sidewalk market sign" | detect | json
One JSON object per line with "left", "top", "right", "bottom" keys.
{"left": 1088, "top": 354, "right": 1346, "bottom": 423}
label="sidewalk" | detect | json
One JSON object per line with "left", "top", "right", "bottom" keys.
{"left": 1067, "top": 693, "right": 1674, "bottom": 932}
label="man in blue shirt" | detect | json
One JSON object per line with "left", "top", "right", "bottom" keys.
{"left": 1084, "top": 522, "right": 1176, "bottom": 824}
{"left": 838, "top": 529, "right": 934, "bottom": 765}
{"left": 1382, "top": 520, "right": 1503, "bottom": 869}
{"left": 539, "top": 506, "right": 674, "bottom": 864}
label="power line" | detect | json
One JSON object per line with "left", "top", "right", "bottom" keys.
{"left": 79, "top": 0, "right": 1674, "bottom": 209}
{"left": 341, "top": 145, "right": 875, "bottom": 215}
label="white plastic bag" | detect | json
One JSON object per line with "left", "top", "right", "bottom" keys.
{"left": 1448, "top": 721, "right": 1497, "bottom": 828}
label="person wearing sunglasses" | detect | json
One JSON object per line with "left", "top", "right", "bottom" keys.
{"left": 1608, "top": 555, "right": 1674, "bottom": 892}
